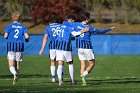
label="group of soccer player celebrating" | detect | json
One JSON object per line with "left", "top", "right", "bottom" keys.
{"left": 4, "top": 11, "right": 115, "bottom": 86}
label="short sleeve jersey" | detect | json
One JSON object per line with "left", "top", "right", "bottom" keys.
{"left": 4, "top": 22, "right": 28, "bottom": 52}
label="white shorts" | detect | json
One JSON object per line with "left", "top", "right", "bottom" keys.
{"left": 50, "top": 49, "right": 57, "bottom": 60}
{"left": 56, "top": 50, "right": 73, "bottom": 62}
{"left": 78, "top": 48, "right": 95, "bottom": 60}
{"left": 7, "top": 51, "right": 23, "bottom": 62}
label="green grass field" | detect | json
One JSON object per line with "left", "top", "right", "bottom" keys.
{"left": 0, "top": 55, "right": 140, "bottom": 93}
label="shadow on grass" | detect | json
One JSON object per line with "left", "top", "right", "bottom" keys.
{"left": 0, "top": 75, "right": 140, "bottom": 85}
{"left": 0, "top": 76, "right": 140, "bottom": 93}
{"left": 0, "top": 74, "right": 49, "bottom": 78}
{"left": 87, "top": 78, "right": 140, "bottom": 85}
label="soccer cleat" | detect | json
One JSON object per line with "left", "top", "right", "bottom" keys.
{"left": 82, "top": 83, "right": 87, "bottom": 86}
{"left": 13, "top": 74, "right": 17, "bottom": 85}
{"left": 58, "top": 79, "right": 64, "bottom": 86}
{"left": 80, "top": 75, "right": 87, "bottom": 86}
{"left": 51, "top": 78, "right": 55, "bottom": 82}
{"left": 59, "top": 82, "right": 64, "bottom": 86}
{"left": 71, "top": 79, "right": 76, "bottom": 85}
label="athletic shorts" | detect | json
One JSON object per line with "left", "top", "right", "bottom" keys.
{"left": 7, "top": 51, "right": 22, "bottom": 62}
{"left": 49, "top": 49, "right": 57, "bottom": 60}
{"left": 56, "top": 50, "right": 73, "bottom": 62}
{"left": 78, "top": 48, "right": 95, "bottom": 60}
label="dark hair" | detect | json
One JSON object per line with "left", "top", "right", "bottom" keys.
{"left": 58, "top": 16, "right": 64, "bottom": 24}
{"left": 48, "top": 13, "right": 59, "bottom": 23}
{"left": 80, "top": 12, "right": 90, "bottom": 21}
{"left": 66, "top": 13, "right": 76, "bottom": 20}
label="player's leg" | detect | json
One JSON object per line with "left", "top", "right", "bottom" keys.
{"left": 78, "top": 49, "right": 87, "bottom": 85}
{"left": 9, "top": 60, "right": 18, "bottom": 85}
{"left": 7, "top": 51, "right": 17, "bottom": 84}
{"left": 57, "top": 60, "right": 64, "bottom": 85}
{"left": 84, "top": 59, "right": 95, "bottom": 76}
{"left": 64, "top": 51, "right": 75, "bottom": 84}
{"left": 80, "top": 60, "right": 86, "bottom": 75}
{"left": 50, "top": 49, "right": 56, "bottom": 82}
{"left": 15, "top": 61, "right": 20, "bottom": 76}
{"left": 56, "top": 50, "right": 64, "bottom": 85}
{"left": 15, "top": 52, "right": 23, "bottom": 76}
{"left": 8, "top": 60, "right": 17, "bottom": 76}
{"left": 80, "top": 60, "right": 95, "bottom": 81}
{"left": 80, "top": 49, "right": 95, "bottom": 85}
{"left": 50, "top": 59, "right": 56, "bottom": 82}
{"left": 67, "top": 61, "right": 75, "bottom": 84}
{"left": 80, "top": 60, "right": 87, "bottom": 85}
{"left": 82, "top": 49, "right": 95, "bottom": 77}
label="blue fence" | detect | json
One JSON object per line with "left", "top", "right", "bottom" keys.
{"left": 0, "top": 35, "right": 140, "bottom": 56}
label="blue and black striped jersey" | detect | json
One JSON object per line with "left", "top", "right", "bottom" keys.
{"left": 7, "top": 42, "right": 24, "bottom": 52}
{"left": 70, "top": 22, "right": 112, "bottom": 49}
{"left": 44, "top": 23, "right": 61, "bottom": 49}
{"left": 63, "top": 21, "right": 75, "bottom": 30}
{"left": 4, "top": 22, "right": 28, "bottom": 52}
{"left": 55, "top": 24, "right": 73, "bottom": 51}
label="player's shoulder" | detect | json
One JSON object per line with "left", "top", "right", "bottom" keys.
{"left": 63, "top": 20, "right": 68, "bottom": 25}
{"left": 61, "top": 24, "right": 67, "bottom": 28}
{"left": 45, "top": 25, "right": 50, "bottom": 29}
{"left": 17, "top": 22, "right": 26, "bottom": 28}
{"left": 80, "top": 22, "right": 89, "bottom": 26}
{"left": 6, "top": 22, "right": 13, "bottom": 28}
{"left": 50, "top": 23, "right": 61, "bottom": 26}
{"left": 88, "top": 25, "right": 95, "bottom": 29}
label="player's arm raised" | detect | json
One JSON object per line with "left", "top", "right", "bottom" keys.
{"left": 89, "top": 25, "right": 116, "bottom": 34}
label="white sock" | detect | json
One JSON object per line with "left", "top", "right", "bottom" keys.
{"left": 83, "top": 71, "right": 88, "bottom": 77}
{"left": 69, "top": 64, "right": 74, "bottom": 80}
{"left": 9, "top": 66, "right": 17, "bottom": 75}
{"left": 57, "top": 65, "right": 63, "bottom": 80}
{"left": 50, "top": 66, "right": 55, "bottom": 78}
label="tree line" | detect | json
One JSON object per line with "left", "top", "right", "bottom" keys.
{"left": 0, "top": 0, "right": 140, "bottom": 24}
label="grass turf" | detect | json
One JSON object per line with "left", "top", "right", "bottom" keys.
{"left": 0, "top": 55, "right": 140, "bottom": 93}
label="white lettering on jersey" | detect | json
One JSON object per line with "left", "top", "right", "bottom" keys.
{"left": 12, "top": 25, "right": 22, "bottom": 28}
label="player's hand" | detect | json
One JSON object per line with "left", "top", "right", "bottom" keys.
{"left": 110, "top": 27, "right": 116, "bottom": 30}
{"left": 25, "top": 38, "right": 29, "bottom": 42}
{"left": 39, "top": 50, "right": 43, "bottom": 55}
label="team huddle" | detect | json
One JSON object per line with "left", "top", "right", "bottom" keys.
{"left": 4, "top": 11, "right": 115, "bottom": 86}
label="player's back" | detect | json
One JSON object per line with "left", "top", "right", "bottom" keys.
{"left": 57, "top": 24, "right": 72, "bottom": 41}
{"left": 71, "top": 22, "right": 93, "bottom": 49}
{"left": 73, "top": 22, "right": 92, "bottom": 41}
{"left": 4, "top": 22, "right": 28, "bottom": 52}
{"left": 45, "top": 23, "right": 61, "bottom": 41}
{"left": 55, "top": 24, "right": 73, "bottom": 51}
{"left": 5, "top": 22, "right": 27, "bottom": 43}
{"left": 45, "top": 23, "right": 61, "bottom": 49}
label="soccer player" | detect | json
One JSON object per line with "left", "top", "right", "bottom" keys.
{"left": 39, "top": 14, "right": 61, "bottom": 82}
{"left": 72, "top": 12, "right": 116, "bottom": 85}
{"left": 55, "top": 19, "right": 89, "bottom": 86}
{"left": 4, "top": 11, "right": 29, "bottom": 84}
{"left": 61, "top": 14, "right": 77, "bottom": 84}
